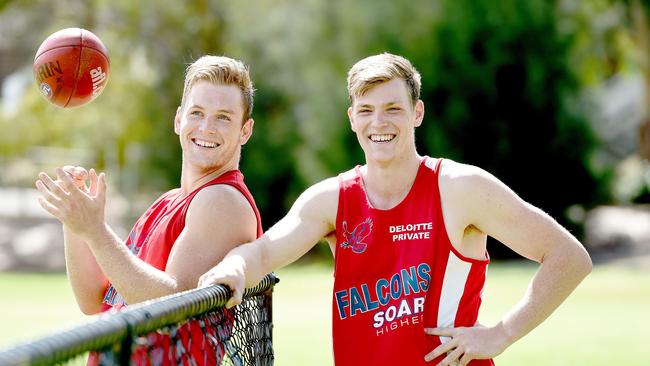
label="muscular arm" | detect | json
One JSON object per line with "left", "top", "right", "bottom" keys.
{"left": 37, "top": 167, "right": 107, "bottom": 314}
{"left": 86, "top": 185, "right": 257, "bottom": 306}
{"left": 467, "top": 167, "right": 592, "bottom": 345}
{"left": 37, "top": 168, "right": 257, "bottom": 309}
{"left": 199, "top": 177, "right": 339, "bottom": 307}
{"left": 426, "top": 162, "right": 592, "bottom": 364}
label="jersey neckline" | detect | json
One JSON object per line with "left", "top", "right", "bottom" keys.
{"left": 353, "top": 156, "right": 430, "bottom": 213}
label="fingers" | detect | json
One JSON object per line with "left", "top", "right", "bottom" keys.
{"left": 459, "top": 353, "right": 473, "bottom": 366}
{"left": 36, "top": 195, "right": 60, "bottom": 217}
{"left": 88, "top": 169, "right": 99, "bottom": 196}
{"left": 35, "top": 180, "right": 62, "bottom": 218}
{"left": 424, "top": 326, "right": 487, "bottom": 365}
{"left": 97, "top": 172, "right": 107, "bottom": 202}
{"left": 84, "top": 169, "right": 106, "bottom": 201}
{"left": 198, "top": 272, "right": 243, "bottom": 309}
{"left": 56, "top": 168, "right": 82, "bottom": 196}
{"left": 198, "top": 274, "right": 205, "bottom": 288}
{"left": 425, "top": 327, "right": 456, "bottom": 337}
{"left": 424, "top": 337, "right": 457, "bottom": 362}
{"left": 36, "top": 172, "right": 68, "bottom": 199}
{"left": 62, "top": 165, "right": 88, "bottom": 181}
{"left": 63, "top": 165, "right": 89, "bottom": 192}
{"left": 198, "top": 271, "right": 223, "bottom": 289}
{"left": 198, "top": 272, "right": 212, "bottom": 288}
{"left": 438, "top": 347, "right": 463, "bottom": 366}
{"left": 226, "top": 286, "right": 243, "bottom": 309}
{"left": 86, "top": 170, "right": 107, "bottom": 200}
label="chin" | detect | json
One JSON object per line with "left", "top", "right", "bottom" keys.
{"left": 184, "top": 155, "right": 221, "bottom": 171}
{"left": 364, "top": 152, "right": 395, "bottom": 164}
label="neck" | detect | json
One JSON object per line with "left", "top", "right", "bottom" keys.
{"left": 180, "top": 161, "right": 238, "bottom": 194}
{"left": 361, "top": 152, "right": 422, "bottom": 210}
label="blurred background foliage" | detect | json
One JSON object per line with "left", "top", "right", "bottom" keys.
{"left": 1, "top": 0, "right": 648, "bottom": 258}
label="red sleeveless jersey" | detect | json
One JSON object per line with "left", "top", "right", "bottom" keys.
{"left": 333, "top": 157, "right": 494, "bottom": 366}
{"left": 91, "top": 169, "right": 262, "bottom": 366}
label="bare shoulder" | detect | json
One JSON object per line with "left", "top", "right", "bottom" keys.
{"left": 290, "top": 176, "right": 339, "bottom": 225}
{"left": 188, "top": 184, "right": 256, "bottom": 221}
{"left": 438, "top": 159, "right": 514, "bottom": 206}
{"left": 438, "top": 159, "right": 496, "bottom": 188}
{"left": 166, "top": 184, "right": 257, "bottom": 288}
{"left": 300, "top": 176, "right": 339, "bottom": 201}
{"left": 438, "top": 159, "right": 522, "bottom": 232}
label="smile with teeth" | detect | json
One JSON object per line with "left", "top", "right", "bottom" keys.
{"left": 369, "top": 134, "right": 396, "bottom": 143}
{"left": 192, "top": 138, "right": 220, "bottom": 148}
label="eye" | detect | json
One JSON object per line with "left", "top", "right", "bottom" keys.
{"left": 189, "top": 110, "right": 203, "bottom": 117}
{"left": 387, "top": 107, "right": 401, "bottom": 112}
{"left": 357, "top": 109, "right": 371, "bottom": 115}
{"left": 217, "top": 114, "right": 232, "bottom": 121}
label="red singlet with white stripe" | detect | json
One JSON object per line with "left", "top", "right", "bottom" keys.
{"left": 332, "top": 157, "right": 494, "bottom": 366}
{"left": 89, "top": 170, "right": 262, "bottom": 366}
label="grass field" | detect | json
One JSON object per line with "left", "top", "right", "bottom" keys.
{"left": 1, "top": 261, "right": 649, "bottom": 365}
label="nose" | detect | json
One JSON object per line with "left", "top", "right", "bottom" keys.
{"left": 198, "top": 116, "right": 218, "bottom": 134}
{"left": 371, "top": 111, "right": 390, "bottom": 127}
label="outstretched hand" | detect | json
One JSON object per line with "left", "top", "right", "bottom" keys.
{"left": 198, "top": 256, "right": 247, "bottom": 308}
{"left": 35, "top": 167, "right": 107, "bottom": 238}
{"left": 424, "top": 324, "right": 509, "bottom": 365}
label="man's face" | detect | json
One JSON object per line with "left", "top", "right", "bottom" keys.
{"left": 175, "top": 80, "right": 253, "bottom": 173}
{"left": 348, "top": 78, "right": 423, "bottom": 164}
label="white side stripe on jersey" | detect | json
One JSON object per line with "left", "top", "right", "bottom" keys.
{"left": 437, "top": 252, "right": 472, "bottom": 344}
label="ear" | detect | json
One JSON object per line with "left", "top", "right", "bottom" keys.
{"left": 174, "top": 107, "right": 182, "bottom": 135}
{"left": 414, "top": 100, "right": 424, "bottom": 128}
{"left": 240, "top": 118, "right": 254, "bottom": 145}
{"left": 347, "top": 106, "right": 356, "bottom": 132}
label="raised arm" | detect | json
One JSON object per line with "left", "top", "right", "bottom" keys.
{"left": 425, "top": 162, "right": 592, "bottom": 365}
{"left": 37, "top": 168, "right": 258, "bottom": 307}
{"left": 198, "top": 177, "right": 339, "bottom": 307}
{"left": 36, "top": 167, "right": 107, "bottom": 314}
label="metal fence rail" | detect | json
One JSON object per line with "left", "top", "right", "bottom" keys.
{"left": 0, "top": 273, "right": 279, "bottom": 366}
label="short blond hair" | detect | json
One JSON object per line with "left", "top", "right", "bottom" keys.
{"left": 347, "top": 53, "right": 421, "bottom": 106}
{"left": 181, "top": 55, "right": 255, "bottom": 121}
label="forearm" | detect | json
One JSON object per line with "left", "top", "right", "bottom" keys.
{"left": 63, "top": 227, "right": 108, "bottom": 314}
{"left": 499, "top": 245, "right": 592, "bottom": 346}
{"left": 229, "top": 229, "right": 317, "bottom": 288}
{"left": 83, "top": 223, "right": 180, "bottom": 305}
{"left": 222, "top": 240, "right": 268, "bottom": 288}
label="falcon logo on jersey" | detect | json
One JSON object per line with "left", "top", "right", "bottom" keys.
{"left": 341, "top": 218, "right": 373, "bottom": 254}
{"left": 103, "top": 284, "right": 126, "bottom": 307}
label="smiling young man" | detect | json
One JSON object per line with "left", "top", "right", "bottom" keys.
{"left": 199, "top": 53, "right": 592, "bottom": 365}
{"left": 35, "top": 55, "right": 262, "bottom": 365}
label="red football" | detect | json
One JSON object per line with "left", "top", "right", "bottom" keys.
{"left": 33, "top": 28, "right": 110, "bottom": 108}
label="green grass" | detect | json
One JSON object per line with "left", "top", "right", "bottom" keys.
{"left": 0, "top": 273, "right": 92, "bottom": 347}
{"left": 1, "top": 262, "right": 649, "bottom": 365}
{"left": 479, "top": 262, "right": 650, "bottom": 365}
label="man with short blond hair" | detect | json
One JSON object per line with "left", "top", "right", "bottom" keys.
{"left": 200, "top": 53, "right": 592, "bottom": 365}
{"left": 36, "top": 55, "right": 262, "bottom": 365}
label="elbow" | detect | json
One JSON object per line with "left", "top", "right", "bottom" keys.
{"left": 74, "top": 291, "right": 105, "bottom": 315}
{"left": 549, "top": 242, "right": 592, "bottom": 280}
{"left": 572, "top": 244, "right": 593, "bottom": 279}
{"left": 581, "top": 249, "right": 593, "bottom": 277}
{"left": 78, "top": 301, "right": 102, "bottom": 315}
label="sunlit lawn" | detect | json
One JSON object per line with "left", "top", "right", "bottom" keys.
{"left": 1, "top": 261, "right": 649, "bottom": 365}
